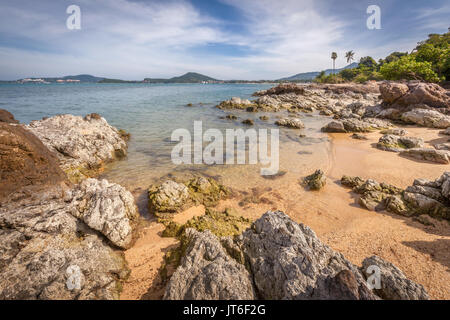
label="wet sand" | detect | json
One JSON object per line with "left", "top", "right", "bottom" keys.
{"left": 121, "top": 125, "right": 450, "bottom": 300}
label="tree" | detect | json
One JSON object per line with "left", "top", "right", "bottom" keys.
{"left": 380, "top": 55, "right": 441, "bottom": 82}
{"left": 345, "top": 51, "right": 355, "bottom": 64}
{"left": 331, "top": 52, "right": 338, "bottom": 75}
{"left": 359, "top": 56, "right": 377, "bottom": 70}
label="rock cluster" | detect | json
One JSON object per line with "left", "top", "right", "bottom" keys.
{"left": 27, "top": 114, "right": 129, "bottom": 182}
{"left": 341, "top": 173, "right": 450, "bottom": 220}
{"left": 164, "top": 211, "right": 429, "bottom": 300}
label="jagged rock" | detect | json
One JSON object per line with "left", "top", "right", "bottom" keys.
{"left": 275, "top": 118, "right": 304, "bottom": 129}
{"left": 0, "top": 185, "right": 130, "bottom": 300}
{"left": 342, "top": 118, "right": 391, "bottom": 133}
{"left": 163, "top": 229, "right": 256, "bottom": 300}
{"left": 66, "top": 178, "right": 138, "bottom": 249}
{"left": 400, "top": 148, "right": 450, "bottom": 164}
{"left": 303, "top": 169, "right": 326, "bottom": 190}
{"left": 379, "top": 82, "right": 409, "bottom": 104}
{"left": 377, "top": 134, "right": 424, "bottom": 152}
{"left": 321, "top": 120, "right": 346, "bottom": 133}
{"left": 401, "top": 108, "right": 450, "bottom": 128}
{"left": 361, "top": 256, "right": 429, "bottom": 300}
{"left": 241, "top": 211, "right": 377, "bottom": 300}
{"left": 217, "top": 97, "right": 255, "bottom": 110}
{"left": 0, "top": 109, "right": 19, "bottom": 124}
{"left": 26, "top": 114, "right": 128, "bottom": 182}
{"left": 434, "top": 142, "right": 450, "bottom": 150}
{"left": 0, "top": 122, "right": 69, "bottom": 201}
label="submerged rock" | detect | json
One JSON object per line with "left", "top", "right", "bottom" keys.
{"left": 27, "top": 114, "right": 128, "bottom": 182}
{"left": 163, "top": 229, "right": 256, "bottom": 300}
{"left": 275, "top": 117, "right": 304, "bottom": 129}
{"left": 361, "top": 256, "right": 429, "bottom": 300}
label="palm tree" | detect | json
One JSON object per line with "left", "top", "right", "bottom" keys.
{"left": 331, "top": 52, "right": 337, "bottom": 75}
{"left": 345, "top": 50, "right": 355, "bottom": 64}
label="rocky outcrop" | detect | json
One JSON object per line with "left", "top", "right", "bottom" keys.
{"left": 149, "top": 177, "right": 229, "bottom": 218}
{"left": 274, "top": 117, "right": 304, "bottom": 129}
{"left": 377, "top": 134, "right": 424, "bottom": 152}
{"left": 303, "top": 169, "right": 326, "bottom": 190}
{"left": 341, "top": 173, "right": 450, "bottom": 220}
{"left": 0, "top": 184, "right": 131, "bottom": 299}
{"left": 0, "top": 122, "right": 69, "bottom": 201}
{"left": 361, "top": 256, "right": 429, "bottom": 300}
{"left": 26, "top": 114, "right": 128, "bottom": 182}
{"left": 217, "top": 97, "right": 255, "bottom": 110}
{"left": 164, "top": 229, "right": 256, "bottom": 300}
{"left": 240, "top": 211, "right": 378, "bottom": 300}
{"left": 66, "top": 178, "right": 138, "bottom": 249}
{"left": 0, "top": 109, "right": 19, "bottom": 124}
{"left": 164, "top": 210, "right": 430, "bottom": 300}
{"left": 400, "top": 148, "right": 450, "bottom": 164}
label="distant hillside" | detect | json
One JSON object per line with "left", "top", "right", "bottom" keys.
{"left": 280, "top": 62, "right": 359, "bottom": 81}
{"left": 144, "top": 72, "right": 218, "bottom": 83}
{"left": 60, "top": 74, "right": 105, "bottom": 82}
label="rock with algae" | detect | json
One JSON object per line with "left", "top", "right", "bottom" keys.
{"left": 303, "top": 169, "right": 326, "bottom": 190}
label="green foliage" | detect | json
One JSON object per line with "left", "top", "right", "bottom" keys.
{"left": 359, "top": 56, "right": 378, "bottom": 70}
{"left": 380, "top": 55, "right": 441, "bottom": 82}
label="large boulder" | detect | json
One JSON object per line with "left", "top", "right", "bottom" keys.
{"left": 401, "top": 108, "right": 450, "bottom": 128}
{"left": 361, "top": 256, "right": 429, "bottom": 300}
{"left": 379, "top": 82, "right": 409, "bottom": 104}
{"left": 400, "top": 148, "right": 450, "bottom": 164}
{"left": 26, "top": 114, "right": 128, "bottom": 182}
{"left": 0, "top": 122, "right": 68, "bottom": 201}
{"left": 0, "top": 185, "right": 130, "bottom": 299}
{"left": 164, "top": 229, "right": 256, "bottom": 300}
{"left": 377, "top": 134, "right": 424, "bottom": 152}
{"left": 321, "top": 120, "right": 346, "bottom": 133}
{"left": 240, "top": 211, "right": 377, "bottom": 300}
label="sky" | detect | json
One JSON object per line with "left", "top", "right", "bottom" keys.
{"left": 0, "top": 0, "right": 448, "bottom": 80}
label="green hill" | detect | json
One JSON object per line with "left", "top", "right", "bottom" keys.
{"left": 144, "top": 72, "right": 218, "bottom": 83}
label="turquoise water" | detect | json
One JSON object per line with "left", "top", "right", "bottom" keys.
{"left": 0, "top": 83, "right": 331, "bottom": 191}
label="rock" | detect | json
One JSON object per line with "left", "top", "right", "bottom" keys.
{"left": 361, "top": 256, "right": 429, "bottom": 300}
{"left": 342, "top": 118, "right": 391, "bottom": 133}
{"left": 217, "top": 97, "right": 256, "bottom": 110}
{"left": 0, "top": 185, "right": 130, "bottom": 299}
{"left": 400, "top": 148, "right": 450, "bottom": 164}
{"left": 434, "top": 142, "right": 450, "bottom": 150}
{"left": 0, "top": 122, "right": 69, "bottom": 201}
{"left": 351, "top": 133, "right": 368, "bottom": 140}
{"left": 27, "top": 114, "right": 128, "bottom": 182}
{"left": 148, "top": 180, "right": 189, "bottom": 215}
{"left": 242, "top": 119, "right": 254, "bottom": 125}
{"left": 303, "top": 169, "right": 326, "bottom": 190}
{"left": 401, "top": 108, "right": 450, "bottom": 128}
{"left": 439, "top": 127, "right": 450, "bottom": 135}
{"left": 240, "top": 211, "right": 378, "bottom": 299}
{"left": 259, "top": 115, "right": 269, "bottom": 121}
{"left": 225, "top": 114, "right": 237, "bottom": 120}
{"left": 321, "top": 121, "right": 346, "bottom": 133}
{"left": 413, "top": 214, "right": 436, "bottom": 227}
{"left": 341, "top": 175, "right": 365, "bottom": 189}
{"left": 377, "top": 134, "right": 424, "bottom": 152}
{"left": 0, "top": 109, "right": 19, "bottom": 124}
{"left": 275, "top": 118, "right": 304, "bottom": 129}
{"left": 163, "top": 229, "right": 256, "bottom": 300}
{"left": 66, "top": 178, "right": 138, "bottom": 249}
{"left": 380, "top": 128, "right": 408, "bottom": 136}
{"left": 379, "top": 82, "right": 409, "bottom": 104}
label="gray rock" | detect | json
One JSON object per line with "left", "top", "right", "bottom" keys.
{"left": 380, "top": 128, "right": 408, "bottom": 136}
{"left": 148, "top": 180, "right": 190, "bottom": 213}
{"left": 67, "top": 178, "right": 138, "bottom": 249}
{"left": 401, "top": 108, "right": 450, "bottom": 129}
{"left": 400, "top": 148, "right": 450, "bottom": 164}
{"left": 240, "top": 211, "right": 377, "bottom": 300}
{"left": 275, "top": 118, "right": 305, "bottom": 129}
{"left": 361, "top": 256, "right": 429, "bottom": 300}
{"left": 434, "top": 142, "right": 450, "bottom": 151}
{"left": 27, "top": 114, "right": 128, "bottom": 181}
{"left": 164, "top": 229, "right": 256, "bottom": 300}
{"left": 0, "top": 184, "right": 130, "bottom": 300}
{"left": 377, "top": 134, "right": 424, "bottom": 152}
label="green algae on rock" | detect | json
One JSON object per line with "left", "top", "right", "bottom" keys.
{"left": 303, "top": 169, "right": 326, "bottom": 190}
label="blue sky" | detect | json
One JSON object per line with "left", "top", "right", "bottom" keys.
{"left": 0, "top": 0, "right": 448, "bottom": 80}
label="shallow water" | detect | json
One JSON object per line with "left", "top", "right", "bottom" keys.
{"left": 0, "top": 83, "right": 332, "bottom": 192}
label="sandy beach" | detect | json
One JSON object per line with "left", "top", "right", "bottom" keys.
{"left": 121, "top": 125, "right": 450, "bottom": 300}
